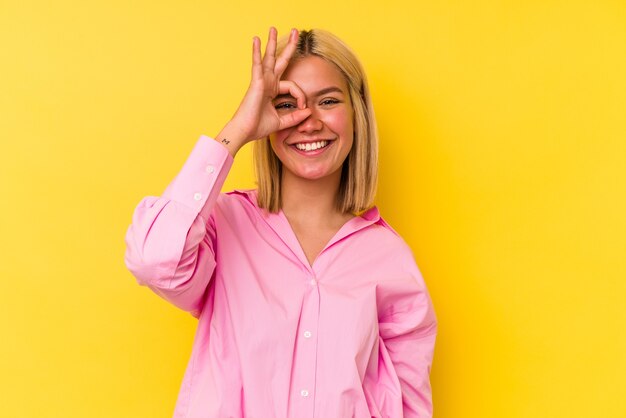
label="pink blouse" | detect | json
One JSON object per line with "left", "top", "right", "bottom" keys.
{"left": 124, "top": 134, "right": 437, "bottom": 417}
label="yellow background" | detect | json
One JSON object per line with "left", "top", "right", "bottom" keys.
{"left": 1, "top": 1, "right": 625, "bottom": 417}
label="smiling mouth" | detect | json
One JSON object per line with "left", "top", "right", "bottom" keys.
{"left": 292, "top": 140, "right": 331, "bottom": 152}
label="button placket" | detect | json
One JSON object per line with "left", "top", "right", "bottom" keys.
{"left": 290, "top": 270, "right": 320, "bottom": 412}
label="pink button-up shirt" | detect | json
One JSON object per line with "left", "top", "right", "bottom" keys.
{"left": 124, "top": 135, "right": 437, "bottom": 418}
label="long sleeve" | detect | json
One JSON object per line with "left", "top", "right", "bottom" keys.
{"left": 378, "top": 250, "right": 438, "bottom": 417}
{"left": 123, "top": 135, "right": 234, "bottom": 317}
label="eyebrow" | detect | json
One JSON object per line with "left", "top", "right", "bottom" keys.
{"left": 273, "top": 86, "right": 345, "bottom": 101}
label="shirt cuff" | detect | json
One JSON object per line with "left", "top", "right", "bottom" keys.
{"left": 162, "top": 134, "right": 234, "bottom": 221}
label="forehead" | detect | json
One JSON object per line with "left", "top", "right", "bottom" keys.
{"left": 281, "top": 55, "right": 349, "bottom": 94}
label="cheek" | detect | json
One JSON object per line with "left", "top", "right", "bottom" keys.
{"left": 269, "top": 131, "right": 287, "bottom": 154}
{"left": 325, "top": 108, "right": 353, "bottom": 136}
{"left": 270, "top": 129, "right": 291, "bottom": 148}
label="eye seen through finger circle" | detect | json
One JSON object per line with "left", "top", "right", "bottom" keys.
{"left": 274, "top": 98, "right": 341, "bottom": 111}
{"left": 274, "top": 101, "right": 297, "bottom": 110}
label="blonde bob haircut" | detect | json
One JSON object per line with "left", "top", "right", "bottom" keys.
{"left": 253, "top": 28, "right": 379, "bottom": 215}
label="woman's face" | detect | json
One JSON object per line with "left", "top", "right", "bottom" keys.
{"left": 270, "top": 55, "right": 354, "bottom": 182}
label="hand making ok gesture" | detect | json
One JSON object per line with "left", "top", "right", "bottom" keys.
{"left": 217, "top": 27, "right": 312, "bottom": 156}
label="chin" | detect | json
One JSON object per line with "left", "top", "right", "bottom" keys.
{"left": 287, "top": 163, "right": 330, "bottom": 179}
{"left": 296, "top": 170, "right": 328, "bottom": 180}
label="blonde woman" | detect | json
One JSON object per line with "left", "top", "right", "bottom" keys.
{"left": 124, "top": 27, "right": 437, "bottom": 417}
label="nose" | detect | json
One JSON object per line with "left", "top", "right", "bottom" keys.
{"left": 297, "top": 108, "right": 323, "bottom": 133}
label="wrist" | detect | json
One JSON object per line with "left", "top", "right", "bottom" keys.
{"left": 215, "top": 122, "right": 248, "bottom": 157}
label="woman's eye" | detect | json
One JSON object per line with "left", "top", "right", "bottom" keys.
{"left": 275, "top": 102, "right": 296, "bottom": 110}
{"left": 321, "top": 98, "right": 340, "bottom": 106}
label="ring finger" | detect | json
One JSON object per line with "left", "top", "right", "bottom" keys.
{"left": 262, "top": 27, "right": 277, "bottom": 72}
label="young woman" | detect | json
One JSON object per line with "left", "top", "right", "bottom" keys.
{"left": 124, "top": 27, "right": 437, "bottom": 418}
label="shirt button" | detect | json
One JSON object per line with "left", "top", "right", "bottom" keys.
{"left": 193, "top": 192, "right": 202, "bottom": 201}
{"left": 205, "top": 165, "right": 215, "bottom": 173}
{"left": 304, "top": 331, "right": 312, "bottom": 338}
{"left": 300, "top": 389, "right": 309, "bottom": 397}
{"left": 309, "top": 279, "right": 317, "bottom": 286}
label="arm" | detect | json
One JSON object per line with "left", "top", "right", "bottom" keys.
{"left": 123, "top": 135, "right": 234, "bottom": 317}
{"left": 378, "top": 251, "right": 438, "bottom": 417}
{"left": 123, "top": 27, "right": 310, "bottom": 318}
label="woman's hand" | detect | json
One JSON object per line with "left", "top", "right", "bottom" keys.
{"left": 216, "top": 27, "right": 312, "bottom": 157}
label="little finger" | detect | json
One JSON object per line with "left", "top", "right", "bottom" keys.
{"left": 251, "top": 36, "right": 262, "bottom": 81}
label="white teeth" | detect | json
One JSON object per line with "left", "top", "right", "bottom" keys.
{"left": 295, "top": 140, "right": 329, "bottom": 151}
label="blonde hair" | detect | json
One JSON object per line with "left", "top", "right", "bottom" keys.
{"left": 253, "top": 29, "right": 379, "bottom": 215}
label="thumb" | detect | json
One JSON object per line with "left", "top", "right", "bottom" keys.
{"left": 278, "top": 108, "right": 312, "bottom": 130}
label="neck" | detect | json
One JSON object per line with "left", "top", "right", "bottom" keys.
{"left": 280, "top": 168, "right": 343, "bottom": 224}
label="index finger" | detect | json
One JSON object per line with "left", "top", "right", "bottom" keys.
{"left": 277, "top": 79, "right": 307, "bottom": 110}
{"left": 274, "top": 28, "right": 299, "bottom": 76}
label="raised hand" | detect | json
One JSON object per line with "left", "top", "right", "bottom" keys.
{"left": 216, "top": 27, "right": 312, "bottom": 157}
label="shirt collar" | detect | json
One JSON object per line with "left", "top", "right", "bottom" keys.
{"left": 228, "top": 189, "right": 384, "bottom": 270}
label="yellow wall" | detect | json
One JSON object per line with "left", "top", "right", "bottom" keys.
{"left": 1, "top": 1, "right": 624, "bottom": 417}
